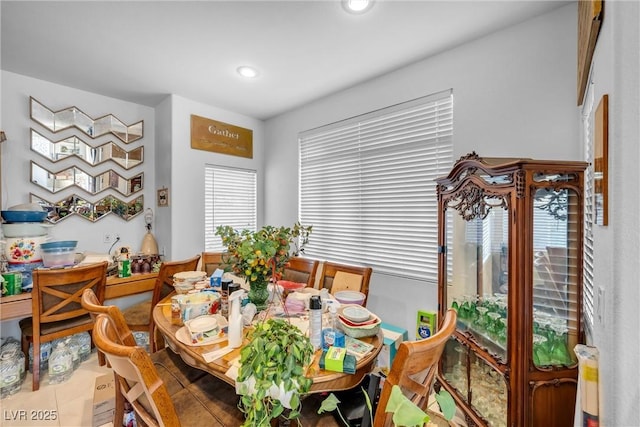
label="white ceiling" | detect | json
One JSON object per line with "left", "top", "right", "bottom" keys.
{"left": 1, "top": 1, "right": 571, "bottom": 120}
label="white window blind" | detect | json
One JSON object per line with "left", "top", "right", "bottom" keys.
{"left": 582, "top": 81, "right": 596, "bottom": 328}
{"left": 299, "top": 89, "right": 453, "bottom": 280}
{"left": 204, "top": 165, "right": 257, "bottom": 251}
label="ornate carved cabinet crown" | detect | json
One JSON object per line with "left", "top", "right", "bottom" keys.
{"left": 435, "top": 153, "right": 587, "bottom": 427}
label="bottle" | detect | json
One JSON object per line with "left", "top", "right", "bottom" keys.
{"left": 309, "top": 295, "right": 323, "bottom": 351}
{"left": 48, "top": 342, "right": 73, "bottom": 385}
{"left": 228, "top": 289, "right": 244, "bottom": 349}
{"left": 220, "top": 278, "right": 232, "bottom": 318}
{"left": 75, "top": 332, "right": 92, "bottom": 362}
{"left": 322, "top": 305, "right": 345, "bottom": 350}
{"left": 0, "top": 351, "right": 21, "bottom": 398}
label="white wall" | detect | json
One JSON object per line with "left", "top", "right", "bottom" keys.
{"left": 1, "top": 71, "right": 156, "bottom": 254}
{"left": 264, "top": 5, "right": 580, "bottom": 333}
{"left": 164, "top": 95, "right": 264, "bottom": 261}
{"left": 585, "top": 2, "right": 640, "bottom": 426}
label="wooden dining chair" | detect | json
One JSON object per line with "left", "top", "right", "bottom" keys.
{"left": 318, "top": 261, "right": 373, "bottom": 306}
{"left": 200, "top": 251, "right": 231, "bottom": 276}
{"left": 121, "top": 255, "right": 200, "bottom": 353}
{"left": 92, "top": 313, "right": 245, "bottom": 427}
{"left": 283, "top": 256, "right": 319, "bottom": 287}
{"left": 19, "top": 261, "right": 108, "bottom": 391}
{"left": 299, "top": 309, "right": 458, "bottom": 427}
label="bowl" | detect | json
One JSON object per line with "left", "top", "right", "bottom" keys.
{"left": 341, "top": 305, "right": 371, "bottom": 323}
{"left": 334, "top": 290, "right": 366, "bottom": 306}
{"left": 1, "top": 222, "right": 52, "bottom": 237}
{"left": 185, "top": 315, "right": 220, "bottom": 344}
{"left": 337, "top": 312, "right": 381, "bottom": 338}
{"left": 176, "top": 292, "right": 219, "bottom": 321}
{"left": 1, "top": 210, "right": 48, "bottom": 223}
{"left": 173, "top": 271, "right": 207, "bottom": 283}
{"left": 40, "top": 241, "right": 78, "bottom": 267}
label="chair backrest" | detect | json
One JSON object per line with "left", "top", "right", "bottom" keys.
{"left": 200, "top": 251, "right": 231, "bottom": 276}
{"left": 373, "top": 308, "right": 458, "bottom": 427}
{"left": 318, "top": 261, "right": 373, "bottom": 306}
{"left": 283, "top": 256, "right": 319, "bottom": 288}
{"left": 150, "top": 255, "right": 201, "bottom": 308}
{"left": 31, "top": 262, "right": 108, "bottom": 331}
{"left": 93, "top": 313, "right": 179, "bottom": 427}
{"left": 81, "top": 288, "right": 137, "bottom": 347}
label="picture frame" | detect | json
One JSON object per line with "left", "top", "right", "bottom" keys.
{"left": 157, "top": 187, "right": 169, "bottom": 207}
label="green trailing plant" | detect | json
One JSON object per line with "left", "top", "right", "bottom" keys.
{"left": 236, "top": 318, "right": 315, "bottom": 426}
{"left": 318, "top": 385, "right": 456, "bottom": 427}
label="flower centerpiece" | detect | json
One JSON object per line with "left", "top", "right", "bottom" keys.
{"left": 215, "top": 223, "right": 312, "bottom": 309}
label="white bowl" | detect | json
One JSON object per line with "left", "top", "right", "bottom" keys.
{"left": 185, "top": 315, "right": 219, "bottom": 344}
{"left": 341, "top": 305, "right": 371, "bottom": 323}
{"left": 334, "top": 290, "right": 366, "bottom": 306}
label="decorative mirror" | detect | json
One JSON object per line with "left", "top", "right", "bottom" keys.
{"left": 31, "top": 193, "right": 144, "bottom": 223}
{"left": 30, "top": 97, "right": 143, "bottom": 143}
{"left": 31, "top": 161, "right": 143, "bottom": 196}
{"left": 30, "top": 129, "right": 143, "bottom": 170}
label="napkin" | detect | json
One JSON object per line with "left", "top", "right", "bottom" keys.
{"left": 202, "top": 346, "right": 235, "bottom": 363}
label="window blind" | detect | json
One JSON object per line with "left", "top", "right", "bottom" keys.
{"left": 582, "top": 82, "right": 596, "bottom": 328}
{"left": 299, "top": 89, "right": 453, "bottom": 280}
{"left": 204, "top": 165, "right": 257, "bottom": 251}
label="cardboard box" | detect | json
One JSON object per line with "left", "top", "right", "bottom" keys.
{"left": 416, "top": 310, "right": 438, "bottom": 340}
{"left": 376, "top": 322, "right": 409, "bottom": 376}
{"left": 93, "top": 374, "right": 115, "bottom": 427}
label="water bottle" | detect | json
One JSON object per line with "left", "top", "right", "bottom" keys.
{"left": 28, "top": 342, "right": 52, "bottom": 372}
{"left": 48, "top": 342, "right": 73, "bottom": 385}
{"left": 322, "top": 305, "right": 345, "bottom": 350}
{"left": 75, "top": 332, "right": 92, "bottom": 362}
{"left": 309, "top": 295, "right": 323, "bottom": 351}
{"left": 67, "top": 337, "right": 81, "bottom": 370}
{"left": 0, "top": 352, "right": 21, "bottom": 398}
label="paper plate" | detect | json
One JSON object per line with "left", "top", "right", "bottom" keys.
{"left": 341, "top": 305, "right": 371, "bottom": 323}
{"left": 175, "top": 325, "right": 226, "bottom": 347}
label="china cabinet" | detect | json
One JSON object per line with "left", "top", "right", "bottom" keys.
{"left": 436, "top": 153, "right": 587, "bottom": 427}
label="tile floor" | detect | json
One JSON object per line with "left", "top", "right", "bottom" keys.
{"left": 0, "top": 352, "right": 113, "bottom": 427}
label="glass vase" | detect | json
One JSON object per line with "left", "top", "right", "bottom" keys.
{"left": 248, "top": 281, "right": 270, "bottom": 310}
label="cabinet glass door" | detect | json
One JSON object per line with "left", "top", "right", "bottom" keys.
{"left": 531, "top": 183, "right": 580, "bottom": 367}
{"left": 446, "top": 202, "right": 509, "bottom": 362}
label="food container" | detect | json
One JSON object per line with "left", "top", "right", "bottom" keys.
{"left": 1, "top": 222, "right": 52, "bottom": 238}
{"left": 175, "top": 292, "right": 219, "bottom": 321}
{"left": 334, "top": 290, "right": 366, "bottom": 306}
{"left": 1, "top": 210, "right": 48, "bottom": 223}
{"left": 40, "top": 241, "right": 78, "bottom": 268}
{"left": 173, "top": 271, "right": 207, "bottom": 294}
{"left": 184, "top": 316, "right": 220, "bottom": 344}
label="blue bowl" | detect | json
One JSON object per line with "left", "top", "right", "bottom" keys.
{"left": 1, "top": 210, "right": 48, "bottom": 223}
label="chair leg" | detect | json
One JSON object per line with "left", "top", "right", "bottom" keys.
{"left": 20, "top": 334, "right": 30, "bottom": 376}
{"left": 113, "top": 373, "right": 125, "bottom": 425}
{"left": 31, "top": 337, "right": 40, "bottom": 392}
{"left": 97, "top": 350, "right": 106, "bottom": 367}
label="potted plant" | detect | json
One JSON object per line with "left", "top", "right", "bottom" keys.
{"left": 235, "top": 318, "right": 314, "bottom": 426}
{"left": 216, "top": 223, "right": 312, "bottom": 308}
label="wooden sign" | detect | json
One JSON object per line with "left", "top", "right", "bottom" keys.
{"left": 190, "top": 114, "right": 253, "bottom": 158}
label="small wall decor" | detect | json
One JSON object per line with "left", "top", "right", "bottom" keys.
{"left": 190, "top": 114, "right": 253, "bottom": 158}
{"left": 157, "top": 187, "right": 169, "bottom": 207}
{"left": 594, "top": 94, "right": 608, "bottom": 226}
{"left": 30, "top": 97, "right": 144, "bottom": 143}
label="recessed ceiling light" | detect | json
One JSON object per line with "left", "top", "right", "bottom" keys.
{"left": 342, "top": 0, "right": 374, "bottom": 14}
{"left": 237, "top": 66, "right": 259, "bottom": 78}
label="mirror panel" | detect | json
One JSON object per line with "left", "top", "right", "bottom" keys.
{"left": 31, "top": 161, "right": 143, "bottom": 196}
{"left": 31, "top": 129, "right": 143, "bottom": 169}
{"left": 30, "top": 97, "right": 143, "bottom": 143}
{"left": 31, "top": 193, "right": 144, "bottom": 223}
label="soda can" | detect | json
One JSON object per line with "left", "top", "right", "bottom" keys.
{"left": 1, "top": 273, "right": 22, "bottom": 296}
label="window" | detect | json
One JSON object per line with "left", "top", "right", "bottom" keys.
{"left": 582, "top": 82, "right": 596, "bottom": 328}
{"left": 299, "top": 90, "right": 453, "bottom": 281}
{"left": 204, "top": 165, "right": 257, "bottom": 251}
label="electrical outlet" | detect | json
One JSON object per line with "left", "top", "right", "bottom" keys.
{"left": 103, "top": 233, "right": 113, "bottom": 244}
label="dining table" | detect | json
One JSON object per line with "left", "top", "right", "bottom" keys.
{"left": 152, "top": 293, "right": 384, "bottom": 394}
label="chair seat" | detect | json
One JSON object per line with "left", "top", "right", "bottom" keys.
{"left": 121, "top": 300, "right": 151, "bottom": 327}
{"left": 19, "top": 314, "right": 93, "bottom": 338}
